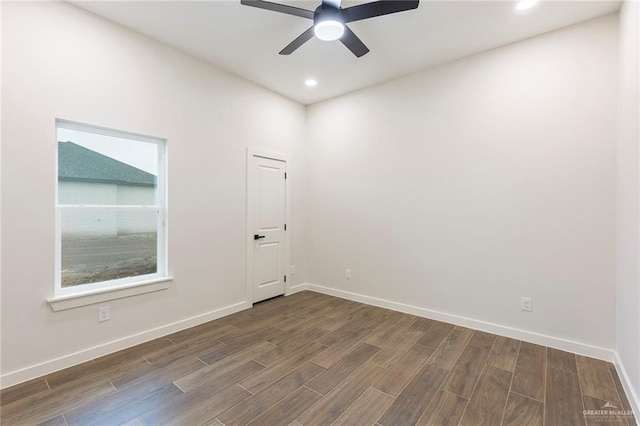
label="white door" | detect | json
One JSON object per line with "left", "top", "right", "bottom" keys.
{"left": 248, "top": 153, "right": 287, "bottom": 303}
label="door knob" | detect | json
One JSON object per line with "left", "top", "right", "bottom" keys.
{"left": 254, "top": 234, "right": 266, "bottom": 240}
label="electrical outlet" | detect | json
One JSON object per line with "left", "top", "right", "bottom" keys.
{"left": 291, "top": 265, "right": 296, "bottom": 275}
{"left": 345, "top": 269, "right": 352, "bottom": 279}
{"left": 521, "top": 297, "right": 532, "bottom": 312}
{"left": 98, "top": 306, "right": 110, "bottom": 322}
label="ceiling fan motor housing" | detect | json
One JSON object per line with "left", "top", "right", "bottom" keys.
{"left": 313, "top": 4, "right": 345, "bottom": 41}
{"left": 314, "top": 3, "right": 343, "bottom": 25}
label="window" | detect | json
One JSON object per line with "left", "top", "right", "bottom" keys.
{"left": 55, "top": 120, "right": 167, "bottom": 297}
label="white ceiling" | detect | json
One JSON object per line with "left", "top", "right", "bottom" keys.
{"left": 74, "top": 0, "right": 620, "bottom": 105}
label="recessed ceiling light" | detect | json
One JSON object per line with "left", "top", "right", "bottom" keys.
{"left": 516, "top": 0, "right": 538, "bottom": 10}
{"left": 305, "top": 79, "right": 318, "bottom": 87}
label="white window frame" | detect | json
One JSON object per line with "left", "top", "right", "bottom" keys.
{"left": 50, "top": 120, "right": 169, "bottom": 308}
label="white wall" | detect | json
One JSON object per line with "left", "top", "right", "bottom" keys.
{"left": 0, "top": 2, "right": 307, "bottom": 384}
{"left": 306, "top": 15, "right": 618, "bottom": 353}
{"left": 617, "top": 0, "right": 640, "bottom": 415}
{"left": 0, "top": 0, "right": 4, "bottom": 387}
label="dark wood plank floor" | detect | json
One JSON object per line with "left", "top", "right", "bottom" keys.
{"left": 1, "top": 291, "right": 636, "bottom": 426}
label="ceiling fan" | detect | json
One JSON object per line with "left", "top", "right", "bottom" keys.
{"left": 240, "top": 0, "right": 420, "bottom": 58}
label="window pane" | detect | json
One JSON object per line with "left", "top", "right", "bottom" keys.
{"left": 58, "top": 128, "right": 158, "bottom": 205}
{"left": 61, "top": 210, "right": 158, "bottom": 287}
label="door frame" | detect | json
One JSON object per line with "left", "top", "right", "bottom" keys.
{"left": 246, "top": 147, "right": 291, "bottom": 304}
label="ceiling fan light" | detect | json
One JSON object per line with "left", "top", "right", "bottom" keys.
{"left": 314, "top": 20, "right": 345, "bottom": 41}
{"left": 515, "top": 0, "right": 538, "bottom": 10}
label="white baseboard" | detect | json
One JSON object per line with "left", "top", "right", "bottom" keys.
{"left": 0, "top": 301, "right": 251, "bottom": 389}
{"left": 615, "top": 353, "right": 640, "bottom": 424}
{"left": 304, "top": 283, "right": 616, "bottom": 362}
{"left": 286, "top": 283, "right": 308, "bottom": 295}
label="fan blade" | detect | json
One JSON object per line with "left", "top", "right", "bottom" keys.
{"left": 279, "top": 27, "right": 315, "bottom": 55}
{"left": 240, "top": 0, "right": 314, "bottom": 19}
{"left": 342, "top": 0, "right": 419, "bottom": 23}
{"left": 340, "top": 26, "right": 369, "bottom": 57}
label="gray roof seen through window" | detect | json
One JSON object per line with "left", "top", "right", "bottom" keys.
{"left": 58, "top": 141, "right": 156, "bottom": 187}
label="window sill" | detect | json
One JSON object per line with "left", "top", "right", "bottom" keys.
{"left": 47, "top": 277, "right": 173, "bottom": 311}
